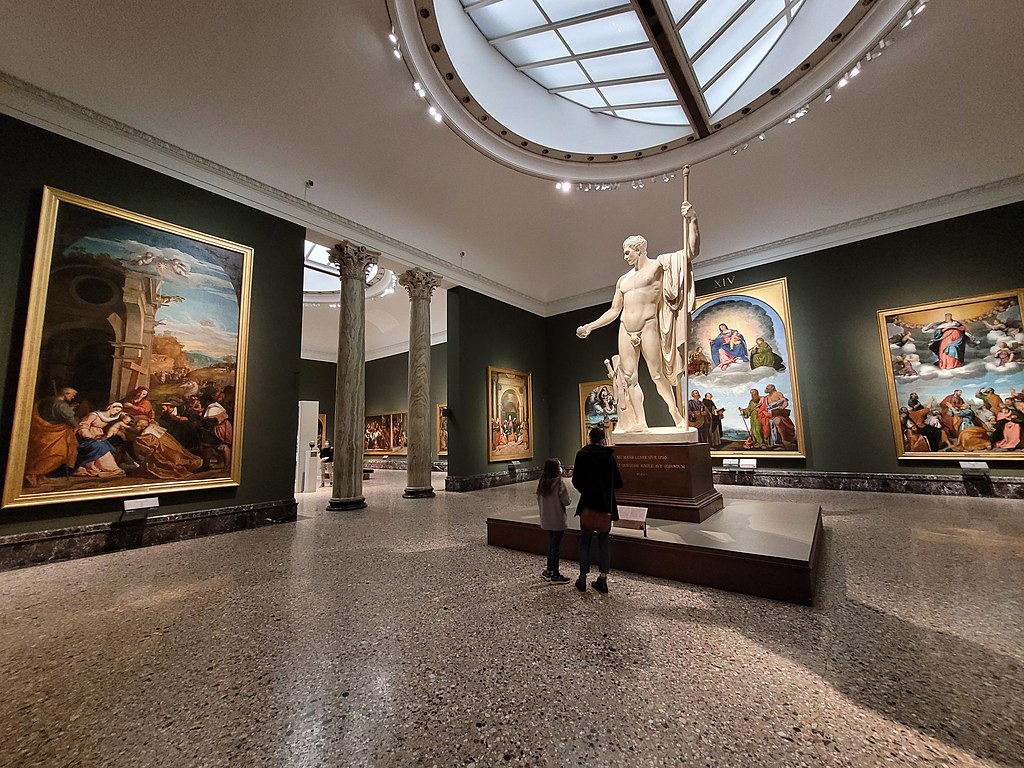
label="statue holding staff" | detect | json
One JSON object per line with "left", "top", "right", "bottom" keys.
{"left": 577, "top": 167, "right": 700, "bottom": 433}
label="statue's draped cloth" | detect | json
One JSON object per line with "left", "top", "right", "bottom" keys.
{"left": 657, "top": 249, "right": 694, "bottom": 387}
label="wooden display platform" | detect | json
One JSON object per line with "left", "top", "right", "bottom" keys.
{"left": 486, "top": 500, "right": 824, "bottom": 605}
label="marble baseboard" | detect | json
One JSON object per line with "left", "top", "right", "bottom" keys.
{"left": 446, "top": 467, "right": 542, "bottom": 493}
{"left": 0, "top": 499, "right": 297, "bottom": 572}
{"left": 363, "top": 459, "right": 448, "bottom": 472}
{"left": 711, "top": 469, "right": 1024, "bottom": 499}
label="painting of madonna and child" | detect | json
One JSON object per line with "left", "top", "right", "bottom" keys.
{"left": 877, "top": 290, "right": 1024, "bottom": 460}
{"left": 685, "top": 278, "right": 805, "bottom": 457}
{"left": 2, "top": 188, "right": 252, "bottom": 508}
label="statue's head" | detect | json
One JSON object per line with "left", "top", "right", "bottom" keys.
{"left": 622, "top": 235, "right": 647, "bottom": 266}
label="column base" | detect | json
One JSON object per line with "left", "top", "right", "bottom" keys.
{"left": 403, "top": 487, "right": 436, "bottom": 499}
{"left": 327, "top": 496, "right": 366, "bottom": 511}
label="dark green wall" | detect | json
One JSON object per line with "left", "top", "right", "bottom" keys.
{"left": 298, "top": 358, "right": 337, "bottom": 442}
{"left": 0, "top": 115, "right": 306, "bottom": 535}
{"left": 545, "top": 202, "right": 1024, "bottom": 477}
{"left": 447, "top": 288, "right": 549, "bottom": 477}
{"left": 298, "top": 345, "right": 449, "bottom": 458}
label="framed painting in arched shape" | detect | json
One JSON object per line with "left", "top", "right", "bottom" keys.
{"left": 686, "top": 278, "right": 805, "bottom": 458}
{"left": 3, "top": 187, "right": 253, "bottom": 508}
{"left": 877, "top": 289, "right": 1024, "bottom": 460}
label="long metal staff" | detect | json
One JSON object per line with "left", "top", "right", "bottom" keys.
{"left": 681, "top": 165, "right": 691, "bottom": 420}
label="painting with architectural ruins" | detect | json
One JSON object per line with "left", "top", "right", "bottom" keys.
{"left": 2, "top": 187, "right": 253, "bottom": 507}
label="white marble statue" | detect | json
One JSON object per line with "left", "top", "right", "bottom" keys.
{"left": 577, "top": 202, "right": 700, "bottom": 433}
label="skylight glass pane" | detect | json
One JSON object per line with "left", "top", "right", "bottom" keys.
{"left": 494, "top": 30, "right": 569, "bottom": 65}
{"left": 599, "top": 79, "right": 677, "bottom": 106}
{"left": 693, "top": 0, "right": 784, "bottom": 85}
{"left": 613, "top": 105, "right": 688, "bottom": 126}
{"left": 680, "top": 0, "right": 746, "bottom": 54}
{"left": 667, "top": 0, "right": 701, "bottom": 25}
{"left": 469, "top": 0, "right": 546, "bottom": 39}
{"left": 558, "top": 12, "right": 647, "bottom": 55}
{"left": 579, "top": 48, "right": 663, "bottom": 81}
{"left": 537, "top": 0, "right": 630, "bottom": 24}
{"left": 704, "top": 16, "right": 786, "bottom": 114}
{"left": 791, "top": 0, "right": 804, "bottom": 14}
{"left": 560, "top": 89, "right": 607, "bottom": 108}
{"left": 303, "top": 267, "right": 339, "bottom": 292}
{"left": 306, "top": 242, "right": 331, "bottom": 265}
{"left": 527, "top": 61, "right": 589, "bottom": 88}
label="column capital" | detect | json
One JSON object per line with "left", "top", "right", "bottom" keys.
{"left": 398, "top": 268, "right": 441, "bottom": 300}
{"left": 329, "top": 240, "right": 379, "bottom": 280}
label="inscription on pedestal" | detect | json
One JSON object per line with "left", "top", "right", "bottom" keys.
{"left": 614, "top": 443, "right": 722, "bottom": 522}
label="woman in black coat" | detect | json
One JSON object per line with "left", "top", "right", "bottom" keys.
{"left": 571, "top": 426, "right": 623, "bottom": 594}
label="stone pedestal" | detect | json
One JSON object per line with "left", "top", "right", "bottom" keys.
{"left": 614, "top": 443, "right": 723, "bottom": 522}
{"left": 327, "top": 241, "right": 378, "bottom": 511}
{"left": 398, "top": 268, "right": 441, "bottom": 499}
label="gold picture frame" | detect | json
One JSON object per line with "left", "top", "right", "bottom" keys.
{"left": 3, "top": 187, "right": 253, "bottom": 508}
{"left": 877, "top": 289, "right": 1024, "bottom": 460}
{"left": 363, "top": 411, "right": 408, "bottom": 455}
{"left": 487, "top": 366, "right": 533, "bottom": 462}
{"left": 687, "top": 277, "right": 806, "bottom": 457}
{"left": 436, "top": 404, "right": 448, "bottom": 456}
{"left": 579, "top": 379, "right": 617, "bottom": 446}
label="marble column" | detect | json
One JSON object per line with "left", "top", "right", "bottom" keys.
{"left": 327, "top": 241, "right": 379, "bottom": 511}
{"left": 398, "top": 268, "right": 441, "bottom": 498}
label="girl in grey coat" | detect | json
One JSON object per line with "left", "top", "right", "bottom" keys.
{"left": 537, "top": 458, "right": 571, "bottom": 584}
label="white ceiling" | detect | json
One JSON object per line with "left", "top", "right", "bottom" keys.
{"left": 2, "top": 0, "right": 1024, "bottom": 361}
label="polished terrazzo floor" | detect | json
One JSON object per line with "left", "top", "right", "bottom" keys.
{"left": 1, "top": 472, "right": 1022, "bottom": 767}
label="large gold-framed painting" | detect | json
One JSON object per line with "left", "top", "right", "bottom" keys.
{"left": 579, "top": 380, "right": 617, "bottom": 446}
{"left": 487, "top": 366, "right": 533, "bottom": 462}
{"left": 436, "top": 404, "right": 448, "bottom": 456}
{"left": 3, "top": 187, "right": 253, "bottom": 508}
{"left": 364, "top": 411, "right": 408, "bottom": 455}
{"left": 686, "top": 278, "right": 805, "bottom": 457}
{"left": 877, "top": 289, "right": 1024, "bottom": 460}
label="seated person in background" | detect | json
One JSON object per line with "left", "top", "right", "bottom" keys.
{"left": 320, "top": 440, "right": 334, "bottom": 462}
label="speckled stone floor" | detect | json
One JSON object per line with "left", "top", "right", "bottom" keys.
{"left": 1, "top": 472, "right": 1021, "bottom": 768}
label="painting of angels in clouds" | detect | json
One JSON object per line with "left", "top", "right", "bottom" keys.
{"left": 877, "top": 290, "right": 1024, "bottom": 459}
{"left": 686, "top": 278, "right": 805, "bottom": 457}
{"left": 3, "top": 188, "right": 252, "bottom": 508}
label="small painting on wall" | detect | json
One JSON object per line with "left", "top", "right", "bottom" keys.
{"left": 579, "top": 380, "right": 617, "bottom": 446}
{"left": 437, "top": 404, "right": 448, "bottom": 456}
{"left": 487, "top": 366, "right": 533, "bottom": 462}
{"left": 877, "top": 289, "right": 1024, "bottom": 459}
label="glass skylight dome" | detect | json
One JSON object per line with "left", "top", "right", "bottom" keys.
{"left": 389, "top": 0, "right": 907, "bottom": 178}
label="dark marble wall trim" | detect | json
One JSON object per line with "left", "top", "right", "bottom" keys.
{"left": 363, "top": 459, "right": 449, "bottom": 472}
{"left": 711, "top": 469, "right": 1024, "bottom": 499}
{"left": 446, "top": 467, "right": 543, "bottom": 492}
{"left": 0, "top": 499, "right": 297, "bottom": 572}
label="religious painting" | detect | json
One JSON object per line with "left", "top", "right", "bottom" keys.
{"left": 487, "top": 366, "right": 533, "bottom": 462}
{"left": 579, "top": 380, "right": 617, "bottom": 446}
{"left": 391, "top": 411, "right": 409, "bottom": 454}
{"left": 317, "top": 413, "right": 328, "bottom": 448}
{"left": 3, "top": 187, "right": 253, "bottom": 508}
{"left": 436, "top": 404, "right": 448, "bottom": 456}
{"left": 364, "top": 413, "right": 394, "bottom": 455}
{"left": 877, "top": 289, "right": 1024, "bottom": 460}
{"left": 686, "top": 278, "right": 805, "bottom": 458}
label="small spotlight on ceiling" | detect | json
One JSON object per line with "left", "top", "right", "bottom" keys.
{"left": 388, "top": 32, "right": 398, "bottom": 44}
{"left": 428, "top": 106, "right": 437, "bottom": 117}
{"left": 393, "top": 49, "right": 402, "bottom": 59}
{"left": 850, "top": 63, "right": 861, "bottom": 78}
{"left": 913, "top": 0, "right": 927, "bottom": 15}
{"left": 900, "top": 9, "right": 913, "bottom": 28}
{"left": 758, "top": 133, "right": 766, "bottom": 141}
{"left": 432, "top": 112, "right": 442, "bottom": 123}
{"left": 837, "top": 75, "right": 849, "bottom": 88}
{"left": 824, "top": 88, "right": 832, "bottom": 102}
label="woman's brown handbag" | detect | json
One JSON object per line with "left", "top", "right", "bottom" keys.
{"left": 580, "top": 507, "right": 612, "bottom": 534}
